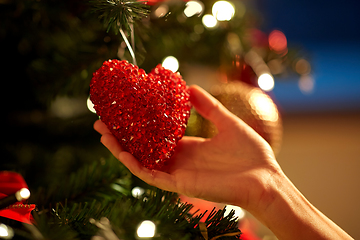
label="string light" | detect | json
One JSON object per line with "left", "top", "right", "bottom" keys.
{"left": 162, "top": 56, "right": 179, "bottom": 72}
{"left": 224, "top": 205, "right": 245, "bottom": 220}
{"left": 258, "top": 73, "right": 275, "bottom": 92}
{"left": 137, "top": 220, "right": 156, "bottom": 238}
{"left": 0, "top": 224, "right": 14, "bottom": 239}
{"left": 202, "top": 14, "right": 218, "bottom": 28}
{"left": 212, "top": 1, "right": 235, "bottom": 21}
{"left": 184, "top": 1, "right": 204, "bottom": 17}
{"left": 131, "top": 187, "right": 145, "bottom": 198}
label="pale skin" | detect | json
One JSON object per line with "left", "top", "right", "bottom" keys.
{"left": 94, "top": 85, "right": 353, "bottom": 240}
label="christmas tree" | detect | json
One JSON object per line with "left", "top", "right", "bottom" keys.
{"left": 1, "top": 0, "right": 307, "bottom": 239}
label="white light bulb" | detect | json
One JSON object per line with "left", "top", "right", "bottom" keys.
{"left": 162, "top": 56, "right": 179, "bottom": 72}
{"left": 137, "top": 220, "right": 156, "bottom": 238}
{"left": 258, "top": 73, "right": 275, "bottom": 91}
{"left": 224, "top": 205, "right": 246, "bottom": 220}
{"left": 212, "top": 1, "right": 235, "bottom": 21}
{"left": 184, "top": 1, "right": 204, "bottom": 17}
{"left": 202, "top": 14, "right": 218, "bottom": 28}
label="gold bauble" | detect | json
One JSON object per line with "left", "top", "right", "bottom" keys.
{"left": 186, "top": 82, "right": 282, "bottom": 154}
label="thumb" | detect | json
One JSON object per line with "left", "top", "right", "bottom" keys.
{"left": 189, "top": 85, "right": 236, "bottom": 132}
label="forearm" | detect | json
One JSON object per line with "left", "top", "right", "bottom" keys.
{"left": 247, "top": 170, "right": 353, "bottom": 240}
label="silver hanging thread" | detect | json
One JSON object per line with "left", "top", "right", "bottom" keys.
{"left": 119, "top": 24, "right": 137, "bottom": 66}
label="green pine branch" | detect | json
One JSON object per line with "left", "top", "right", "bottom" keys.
{"left": 90, "top": 0, "right": 150, "bottom": 34}
{"left": 31, "top": 156, "right": 131, "bottom": 207}
{"left": 31, "top": 189, "right": 240, "bottom": 240}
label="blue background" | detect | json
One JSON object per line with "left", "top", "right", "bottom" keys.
{"left": 257, "top": 0, "right": 360, "bottom": 113}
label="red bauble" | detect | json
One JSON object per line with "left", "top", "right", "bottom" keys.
{"left": 90, "top": 60, "right": 191, "bottom": 170}
{"left": 0, "top": 171, "right": 35, "bottom": 224}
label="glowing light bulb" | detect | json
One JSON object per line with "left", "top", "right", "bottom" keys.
{"left": 0, "top": 224, "right": 14, "bottom": 239}
{"left": 224, "top": 205, "right": 245, "bottom": 220}
{"left": 212, "top": 1, "right": 235, "bottom": 21}
{"left": 87, "top": 96, "right": 96, "bottom": 114}
{"left": 162, "top": 56, "right": 179, "bottom": 72}
{"left": 137, "top": 220, "right": 156, "bottom": 238}
{"left": 19, "top": 188, "right": 30, "bottom": 200}
{"left": 184, "top": 1, "right": 204, "bottom": 17}
{"left": 258, "top": 73, "right": 275, "bottom": 91}
{"left": 132, "top": 187, "right": 145, "bottom": 198}
{"left": 202, "top": 14, "right": 218, "bottom": 28}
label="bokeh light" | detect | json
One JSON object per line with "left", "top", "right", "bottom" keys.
{"left": 153, "top": 4, "right": 169, "bottom": 18}
{"left": 0, "top": 224, "right": 14, "bottom": 239}
{"left": 249, "top": 90, "right": 279, "bottom": 122}
{"left": 224, "top": 205, "right": 246, "bottom": 220}
{"left": 162, "top": 56, "right": 179, "bottom": 72}
{"left": 295, "top": 58, "right": 311, "bottom": 75}
{"left": 137, "top": 220, "right": 156, "bottom": 238}
{"left": 184, "top": 1, "right": 204, "bottom": 17}
{"left": 212, "top": 1, "right": 235, "bottom": 21}
{"left": 131, "top": 186, "right": 145, "bottom": 198}
{"left": 258, "top": 73, "right": 275, "bottom": 91}
{"left": 202, "top": 14, "right": 218, "bottom": 28}
{"left": 298, "top": 74, "right": 315, "bottom": 94}
{"left": 268, "top": 30, "right": 287, "bottom": 53}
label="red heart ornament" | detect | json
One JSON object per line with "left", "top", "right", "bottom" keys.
{"left": 90, "top": 60, "right": 191, "bottom": 170}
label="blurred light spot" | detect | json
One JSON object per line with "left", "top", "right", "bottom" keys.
{"left": 154, "top": 4, "right": 169, "bottom": 18}
{"left": 295, "top": 58, "right": 311, "bottom": 75}
{"left": 267, "top": 59, "right": 285, "bottom": 75}
{"left": 212, "top": 1, "right": 235, "bottom": 21}
{"left": 137, "top": 220, "right": 156, "bottom": 238}
{"left": 87, "top": 96, "right": 97, "bottom": 114}
{"left": 184, "top": 1, "right": 204, "bottom": 17}
{"left": 51, "top": 97, "right": 87, "bottom": 119}
{"left": 18, "top": 188, "right": 30, "bottom": 200}
{"left": 235, "top": 1, "right": 246, "bottom": 18}
{"left": 249, "top": 90, "right": 279, "bottom": 122}
{"left": 224, "top": 205, "right": 245, "bottom": 220}
{"left": 258, "top": 73, "right": 275, "bottom": 91}
{"left": 268, "top": 30, "right": 287, "bottom": 53}
{"left": 298, "top": 75, "right": 315, "bottom": 94}
{"left": 194, "top": 24, "right": 204, "bottom": 34}
{"left": 0, "top": 224, "right": 14, "bottom": 239}
{"left": 162, "top": 56, "right": 179, "bottom": 72}
{"left": 227, "top": 32, "right": 242, "bottom": 54}
{"left": 132, "top": 187, "right": 145, "bottom": 198}
{"left": 202, "top": 14, "right": 218, "bottom": 28}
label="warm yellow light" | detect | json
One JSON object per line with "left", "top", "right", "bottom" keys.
{"left": 249, "top": 90, "right": 279, "bottom": 122}
{"left": 224, "top": 205, "right": 246, "bottom": 220}
{"left": 184, "top": 1, "right": 204, "bottom": 17}
{"left": 137, "top": 220, "right": 156, "bottom": 238}
{"left": 87, "top": 96, "right": 97, "bottom": 114}
{"left": 162, "top": 56, "right": 179, "bottom": 72}
{"left": 154, "top": 4, "right": 169, "bottom": 18}
{"left": 212, "top": 1, "right": 235, "bottom": 21}
{"left": 202, "top": 14, "right": 218, "bottom": 28}
{"left": 258, "top": 73, "right": 275, "bottom": 91}
{"left": 131, "top": 187, "right": 145, "bottom": 198}
{"left": 295, "top": 58, "right": 311, "bottom": 75}
{"left": 0, "top": 224, "right": 14, "bottom": 239}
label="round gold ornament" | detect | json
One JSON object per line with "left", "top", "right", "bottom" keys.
{"left": 186, "top": 82, "right": 282, "bottom": 154}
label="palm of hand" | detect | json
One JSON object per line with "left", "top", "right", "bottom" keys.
{"left": 94, "top": 85, "right": 278, "bottom": 210}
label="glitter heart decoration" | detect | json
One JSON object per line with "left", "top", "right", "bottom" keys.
{"left": 90, "top": 60, "right": 191, "bottom": 170}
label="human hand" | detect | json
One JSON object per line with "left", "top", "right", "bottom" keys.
{"left": 94, "top": 85, "right": 281, "bottom": 212}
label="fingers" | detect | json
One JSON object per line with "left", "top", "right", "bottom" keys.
{"left": 119, "top": 151, "right": 177, "bottom": 193}
{"left": 94, "top": 119, "right": 111, "bottom": 135}
{"left": 100, "top": 133, "right": 123, "bottom": 160}
{"left": 189, "top": 85, "right": 236, "bottom": 131}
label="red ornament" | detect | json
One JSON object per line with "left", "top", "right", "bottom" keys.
{"left": 90, "top": 60, "right": 191, "bottom": 170}
{"left": 0, "top": 171, "right": 35, "bottom": 224}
